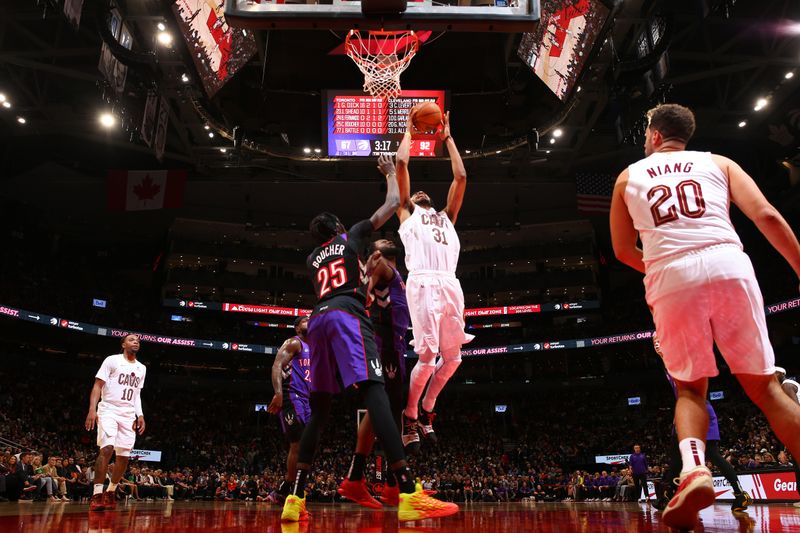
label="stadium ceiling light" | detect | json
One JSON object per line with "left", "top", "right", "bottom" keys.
{"left": 17, "top": 116, "right": 26, "bottom": 124}
{"left": 220, "top": 148, "right": 227, "bottom": 153}
{"left": 495, "top": 150, "right": 501, "bottom": 154}
{"left": 754, "top": 97, "right": 768, "bottom": 111}
{"left": 553, "top": 128, "right": 563, "bottom": 138}
{"left": 314, "top": 148, "right": 321, "bottom": 154}
{"left": 204, "top": 124, "right": 210, "bottom": 130}
{"left": 181, "top": 73, "right": 189, "bottom": 83}
{"left": 0, "top": 93, "right": 5, "bottom": 102}
{"left": 208, "top": 132, "right": 214, "bottom": 138}
{"left": 738, "top": 121, "right": 747, "bottom": 128}
{"left": 786, "top": 71, "right": 795, "bottom": 80}
{"left": 465, "top": 149, "right": 471, "bottom": 154}
{"left": 99, "top": 113, "right": 115, "bottom": 128}
{"left": 157, "top": 22, "right": 166, "bottom": 32}
{"left": 550, "top": 138, "right": 556, "bottom": 144}
{"left": 303, "top": 147, "right": 311, "bottom": 154}
{"left": 2, "top": 101, "right": 10, "bottom": 108}
{"left": 157, "top": 31, "right": 173, "bottom": 46}
{"left": 546, "top": 150, "right": 551, "bottom": 154}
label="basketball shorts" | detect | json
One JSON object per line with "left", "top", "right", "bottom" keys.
{"left": 406, "top": 271, "right": 475, "bottom": 355}
{"left": 647, "top": 247, "right": 774, "bottom": 382}
{"left": 307, "top": 295, "right": 383, "bottom": 394}
{"left": 280, "top": 393, "right": 310, "bottom": 443}
{"left": 96, "top": 404, "right": 136, "bottom": 455}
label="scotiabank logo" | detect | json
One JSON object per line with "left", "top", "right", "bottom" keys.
{"left": 60, "top": 319, "right": 68, "bottom": 328}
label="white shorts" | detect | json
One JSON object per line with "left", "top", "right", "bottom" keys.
{"left": 406, "top": 271, "right": 475, "bottom": 355}
{"left": 97, "top": 406, "right": 136, "bottom": 455}
{"left": 650, "top": 275, "right": 775, "bottom": 383}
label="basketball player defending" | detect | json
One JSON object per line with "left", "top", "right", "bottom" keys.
{"left": 610, "top": 103, "right": 800, "bottom": 530}
{"left": 268, "top": 316, "right": 312, "bottom": 503}
{"left": 396, "top": 109, "right": 474, "bottom": 451}
{"left": 84, "top": 334, "right": 146, "bottom": 512}
{"left": 281, "top": 155, "right": 458, "bottom": 523}
{"left": 339, "top": 238, "right": 411, "bottom": 508}
{"left": 652, "top": 336, "right": 752, "bottom": 514}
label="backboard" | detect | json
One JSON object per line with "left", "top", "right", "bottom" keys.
{"left": 224, "top": 0, "right": 541, "bottom": 32}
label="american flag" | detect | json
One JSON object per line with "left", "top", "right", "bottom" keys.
{"left": 576, "top": 172, "right": 616, "bottom": 214}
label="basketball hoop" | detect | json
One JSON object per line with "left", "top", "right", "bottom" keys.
{"left": 345, "top": 30, "right": 420, "bottom": 98}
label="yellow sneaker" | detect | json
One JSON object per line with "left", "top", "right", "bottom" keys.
{"left": 398, "top": 484, "right": 459, "bottom": 522}
{"left": 281, "top": 494, "right": 309, "bottom": 522}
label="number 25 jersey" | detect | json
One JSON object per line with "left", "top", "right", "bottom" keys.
{"left": 625, "top": 150, "right": 742, "bottom": 267}
{"left": 398, "top": 206, "right": 461, "bottom": 274}
{"left": 307, "top": 219, "right": 372, "bottom": 304}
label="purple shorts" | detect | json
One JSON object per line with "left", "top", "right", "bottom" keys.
{"left": 280, "top": 393, "right": 310, "bottom": 442}
{"left": 307, "top": 295, "right": 383, "bottom": 394}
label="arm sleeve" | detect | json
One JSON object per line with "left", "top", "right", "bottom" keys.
{"left": 348, "top": 219, "right": 374, "bottom": 255}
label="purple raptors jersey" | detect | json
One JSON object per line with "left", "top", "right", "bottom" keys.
{"left": 371, "top": 267, "right": 410, "bottom": 330}
{"left": 282, "top": 337, "right": 311, "bottom": 399}
{"left": 307, "top": 220, "right": 373, "bottom": 305}
{"left": 665, "top": 371, "right": 720, "bottom": 441}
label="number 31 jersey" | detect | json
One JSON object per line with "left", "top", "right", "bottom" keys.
{"left": 96, "top": 354, "right": 147, "bottom": 414}
{"left": 398, "top": 206, "right": 461, "bottom": 274}
{"left": 625, "top": 150, "right": 742, "bottom": 266}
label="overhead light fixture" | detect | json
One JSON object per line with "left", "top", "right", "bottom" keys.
{"left": 220, "top": 148, "right": 227, "bottom": 153}
{"left": 157, "top": 22, "right": 166, "bottom": 32}
{"left": 99, "top": 112, "right": 115, "bottom": 128}
{"left": 0, "top": 93, "right": 5, "bottom": 103}
{"left": 576, "top": 86, "right": 582, "bottom": 93}
{"left": 465, "top": 149, "right": 471, "bottom": 154}
{"left": 208, "top": 132, "right": 214, "bottom": 138}
{"left": 157, "top": 31, "right": 173, "bottom": 46}
{"left": 495, "top": 150, "right": 501, "bottom": 154}
{"left": 553, "top": 128, "right": 563, "bottom": 138}
{"left": 546, "top": 150, "right": 551, "bottom": 154}
{"left": 16, "top": 116, "right": 26, "bottom": 124}
{"left": 738, "top": 121, "right": 747, "bottom": 128}
{"left": 303, "top": 147, "right": 311, "bottom": 154}
{"left": 550, "top": 138, "right": 556, "bottom": 144}
{"left": 2, "top": 101, "right": 10, "bottom": 109}
{"left": 314, "top": 148, "right": 321, "bottom": 154}
{"left": 754, "top": 97, "right": 768, "bottom": 111}
{"left": 203, "top": 124, "right": 210, "bottom": 130}
{"left": 786, "top": 71, "right": 795, "bottom": 80}
{"left": 181, "top": 73, "right": 189, "bottom": 83}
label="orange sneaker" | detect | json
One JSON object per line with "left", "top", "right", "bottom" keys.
{"left": 89, "top": 493, "right": 105, "bottom": 512}
{"left": 338, "top": 479, "right": 382, "bottom": 509}
{"left": 380, "top": 484, "right": 400, "bottom": 507}
{"left": 398, "top": 484, "right": 459, "bottom": 522}
{"left": 662, "top": 466, "right": 715, "bottom": 530}
{"left": 103, "top": 490, "right": 116, "bottom": 511}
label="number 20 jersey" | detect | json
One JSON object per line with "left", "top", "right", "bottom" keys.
{"left": 625, "top": 150, "right": 742, "bottom": 267}
{"left": 398, "top": 206, "right": 461, "bottom": 274}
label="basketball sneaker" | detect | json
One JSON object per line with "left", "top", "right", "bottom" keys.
{"left": 281, "top": 494, "right": 310, "bottom": 522}
{"left": 89, "top": 493, "right": 105, "bottom": 512}
{"left": 103, "top": 490, "right": 116, "bottom": 511}
{"left": 381, "top": 484, "right": 400, "bottom": 506}
{"left": 661, "top": 466, "right": 715, "bottom": 530}
{"left": 731, "top": 491, "right": 752, "bottom": 513}
{"left": 338, "top": 479, "right": 382, "bottom": 509}
{"left": 418, "top": 409, "right": 437, "bottom": 444}
{"left": 398, "top": 484, "right": 459, "bottom": 522}
{"left": 402, "top": 412, "right": 421, "bottom": 454}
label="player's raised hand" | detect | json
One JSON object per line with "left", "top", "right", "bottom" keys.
{"left": 267, "top": 393, "right": 283, "bottom": 414}
{"left": 438, "top": 110, "right": 451, "bottom": 141}
{"left": 365, "top": 249, "right": 382, "bottom": 275}
{"left": 377, "top": 154, "right": 396, "bottom": 177}
{"left": 85, "top": 410, "right": 97, "bottom": 431}
{"left": 406, "top": 106, "right": 419, "bottom": 134}
{"left": 134, "top": 416, "right": 146, "bottom": 435}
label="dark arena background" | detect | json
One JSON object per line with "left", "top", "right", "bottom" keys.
{"left": 1, "top": 0, "right": 800, "bottom": 531}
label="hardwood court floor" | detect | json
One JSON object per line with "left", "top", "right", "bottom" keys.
{"left": 0, "top": 500, "right": 797, "bottom": 532}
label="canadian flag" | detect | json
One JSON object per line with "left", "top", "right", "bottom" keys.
{"left": 107, "top": 170, "right": 187, "bottom": 211}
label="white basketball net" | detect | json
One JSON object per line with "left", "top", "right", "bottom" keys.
{"left": 345, "top": 30, "right": 419, "bottom": 98}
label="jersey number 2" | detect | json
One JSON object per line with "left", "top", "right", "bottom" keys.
{"left": 317, "top": 258, "right": 348, "bottom": 297}
{"left": 647, "top": 179, "right": 706, "bottom": 226}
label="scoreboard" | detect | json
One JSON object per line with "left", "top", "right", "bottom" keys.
{"left": 325, "top": 90, "right": 448, "bottom": 158}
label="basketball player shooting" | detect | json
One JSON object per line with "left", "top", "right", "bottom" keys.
{"left": 396, "top": 107, "right": 474, "bottom": 451}
{"left": 280, "top": 154, "right": 458, "bottom": 523}
{"left": 268, "top": 316, "right": 312, "bottom": 503}
{"left": 84, "top": 334, "right": 146, "bottom": 512}
{"left": 610, "top": 103, "right": 800, "bottom": 530}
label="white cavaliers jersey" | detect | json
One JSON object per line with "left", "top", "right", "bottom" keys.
{"left": 96, "top": 354, "right": 146, "bottom": 413}
{"left": 398, "top": 206, "right": 460, "bottom": 273}
{"left": 625, "top": 150, "right": 742, "bottom": 266}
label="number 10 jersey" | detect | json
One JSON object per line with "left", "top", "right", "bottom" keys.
{"left": 95, "top": 353, "right": 147, "bottom": 416}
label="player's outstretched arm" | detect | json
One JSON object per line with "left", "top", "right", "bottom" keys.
{"left": 440, "top": 112, "right": 467, "bottom": 225}
{"left": 721, "top": 154, "right": 800, "bottom": 284}
{"left": 84, "top": 378, "right": 104, "bottom": 431}
{"left": 268, "top": 338, "right": 301, "bottom": 414}
{"left": 370, "top": 154, "right": 401, "bottom": 230}
{"left": 395, "top": 108, "right": 416, "bottom": 222}
{"left": 610, "top": 169, "right": 645, "bottom": 274}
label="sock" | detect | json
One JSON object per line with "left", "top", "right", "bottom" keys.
{"left": 348, "top": 454, "right": 367, "bottom": 482}
{"left": 278, "top": 480, "right": 291, "bottom": 497}
{"left": 678, "top": 438, "right": 706, "bottom": 473}
{"left": 385, "top": 468, "right": 397, "bottom": 488}
{"left": 292, "top": 469, "right": 309, "bottom": 497}
{"left": 107, "top": 482, "right": 117, "bottom": 492}
{"left": 392, "top": 466, "right": 415, "bottom": 494}
{"left": 93, "top": 484, "right": 104, "bottom": 496}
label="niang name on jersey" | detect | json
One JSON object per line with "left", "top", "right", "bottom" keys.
{"left": 119, "top": 372, "right": 143, "bottom": 388}
{"left": 421, "top": 212, "right": 447, "bottom": 227}
{"left": 311, "top": 243, "right": 345, "bottom": 269}
{"left": 646, "top": 161, "right": 694, "bottom": 178}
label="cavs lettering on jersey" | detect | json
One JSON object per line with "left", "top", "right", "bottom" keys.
{"left": 95, "top": 354, "right": 146, "bottom": 414}
{"left": 307, "top": 220, "right": 374, "bottom": 304}
{"left": 282, "top": 337, "right": 312, "bottom": 399}
{"left": 625, "top": 151, "right": 742, "bottom": 266}
{"left": 398, "top": 206, "right": 460, "bottom": 273}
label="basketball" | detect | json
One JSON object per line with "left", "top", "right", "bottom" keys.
{"left": 412, "top": 102, "right": 443, "bottom": 132}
